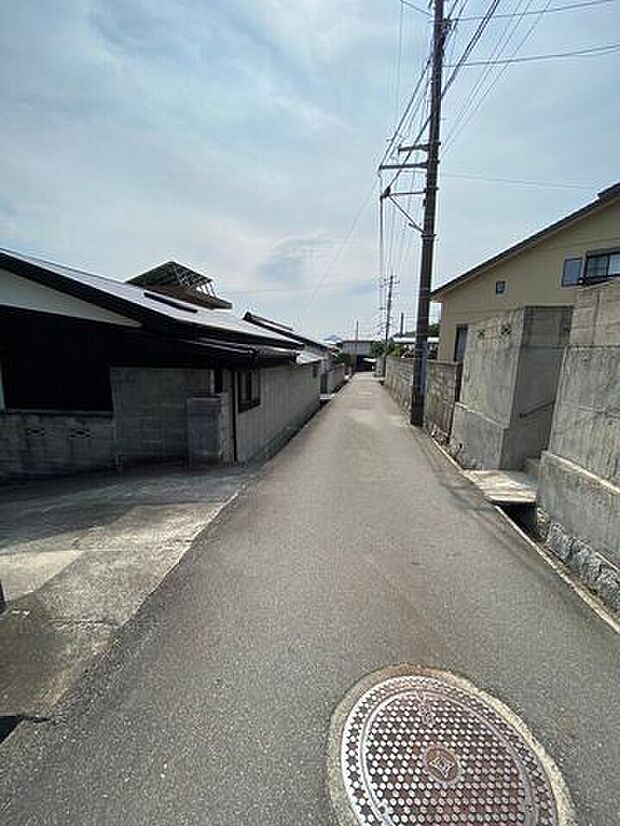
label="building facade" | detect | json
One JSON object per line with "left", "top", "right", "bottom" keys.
{"left": 432, "top": 183, "right": 620, "bottom": 362}
{"left": 0, "top": 250, "right": 320, "bottom": 480}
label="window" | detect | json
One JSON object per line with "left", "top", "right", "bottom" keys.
{"left": 454, "top": 325, "right": 468, "bottom": 363}
{"left": 561, "top": 257, "right": 582, "bottom": 287}
{"left": 495, "top": 280, "right": 506, "bottom": 295}
{"left": 583, "top": 250, "right": 620, "bottom": 284}
{"left": 237, "top": 369, "right": 260, "bottom": 412}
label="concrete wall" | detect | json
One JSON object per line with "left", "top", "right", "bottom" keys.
{"left": 321, "top": 364, "right": 346, "bottom": 394}
{"left": 235, "top": 363, "right": 320, "bottom": 463}
{"left": 424, "top": 361, "right": 461, "bottom": 444}
{"left": 111, "top": 367, "right": 214, "bottom": 466}
{"left": 0, "top": 411, "right": 115, "bottom": 480}
{"left": 538, "top": 281, "right": 620, "bottom": 609}
{"left": 384, "top": 357, "right": 413, "bottom": 414}
{"left": 450, "top": 306, "right": 572, "bottom": 469}
{"left": 435, "top": 199, "right": 620, "bottom": 361}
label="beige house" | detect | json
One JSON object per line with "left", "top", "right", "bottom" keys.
{"left": 432, "top": 183, "right": 620, "bottom": 362}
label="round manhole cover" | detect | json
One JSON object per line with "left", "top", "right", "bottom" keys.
{"left": 329, "top": 667, "right": 574, "bottom": 826}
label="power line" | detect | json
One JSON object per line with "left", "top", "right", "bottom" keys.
{"left": 442, "top": 171, "right": 592, "bottom": 189}
{"left": 459, "top": 0, "right": 616, "bottom": 19}
{"left": 446, "top": 40, "right": 620, "bottom": 64}
{"left": 443, "top": 0, "right": 545, "bottom": 151}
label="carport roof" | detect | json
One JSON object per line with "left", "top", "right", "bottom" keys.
{"left": 0, "top": 248, "right": 302, "bottom": 351}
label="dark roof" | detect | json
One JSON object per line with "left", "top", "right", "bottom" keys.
{"left": 243, "top": 311, "right": 333, "bottom": 352}
{"left": 431, "top": 182, "right": 620, "bottom": 300}
{"left": 0, "top": 248, "right": 301, "bottom": 352}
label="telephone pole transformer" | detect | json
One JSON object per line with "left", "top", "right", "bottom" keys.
{"left": 410, "top": 0, "right": 446, "bottom": 426}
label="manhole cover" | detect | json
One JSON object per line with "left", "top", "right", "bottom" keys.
{"left": 333, "top": 669, "right": 572, "bottom": 826}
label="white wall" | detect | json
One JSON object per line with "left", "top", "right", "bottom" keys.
{"left": 0, "top": 270, "right": 140, "bottom": 327}
{"left": 234, "top": 363, "right": 320, "bottom": 463}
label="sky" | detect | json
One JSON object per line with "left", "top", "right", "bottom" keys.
{"left": 1, "top": 0, "right": 619, "bottom": 339}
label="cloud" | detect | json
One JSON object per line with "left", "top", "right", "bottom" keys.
{"left": 0, "top": 0, "right": 618, "bottom": 340}
{"left": 256, "top": 235, "right": 332, "bottom": 285}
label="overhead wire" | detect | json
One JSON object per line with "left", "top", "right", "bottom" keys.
{"left": 442, "top": 0, "right": 538, "bottom": 150}
{"left": 458, "top": 0, "right": 616, "bottom": 19}
{"left": 443, "top": 0, "right": 568, "bottom": 152}
{"left": 445, "top": 40, "right": 620, "bottom": 64}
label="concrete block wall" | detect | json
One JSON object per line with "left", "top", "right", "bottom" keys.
{"left": 450, "top": 306, "right": 572, "bottom": 469}
{"left": 322, "top": 365, "right": 346, "bottom": 394}
{"left": 235, "top": 363, "right": 320, "bottom": 463}
{"left": 538, "top": 281, "right": 620, "bottom": 610}
{"left": 384, "top": 357, "right": 414, "bottom": 414}
{"left": 111, "top": 367, "right": 214, "bottom": 466}
{"left": 0, "top": 411, "right": 115, "bottom": 481}
{"left": 218, "top": 380, "right": 235, "bottom": 463}
{"left": 424, "top": 361, "right": 461, "bottom": 444}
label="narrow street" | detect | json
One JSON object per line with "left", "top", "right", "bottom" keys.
{"left": 2, "top": 375, "right": 619, "bottom": 825}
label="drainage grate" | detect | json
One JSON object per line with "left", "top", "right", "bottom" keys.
{"left": 0, "top": 715, "right": 23, "bottom": 744}
{"left": 341, "top": 674, "right": 560, "bottom": 825}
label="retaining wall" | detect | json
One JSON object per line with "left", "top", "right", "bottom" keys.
{"left": 450, "top": 306, "right": 572, "bottom": 470}
{"left": 538, "top": 281, "right": 620, "bottom": 611}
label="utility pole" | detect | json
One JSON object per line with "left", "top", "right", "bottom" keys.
{"left": 399, "top": 311, "right": 405, "bottom": 337}
{"left": 410, "top": 0, "right": 446, "bottom": 425}
{"left": 353, "top": 319, "right": 359, "bottom": 375}
{"left": 383, "top": 272, "right": 396, "bottom": 356}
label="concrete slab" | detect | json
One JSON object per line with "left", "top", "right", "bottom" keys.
{"left": 0, "top": 464, "right": 251, "bottom": 717}
{"left": 464, "top": 469, "right": 538, "bottom": 505}
{"left": 0, "top": 607, "right": 115, "bottom": 717}
{"left": 0, "top": 550, "right": 81, "bottom": 599}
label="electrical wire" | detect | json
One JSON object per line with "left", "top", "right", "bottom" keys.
{"left": 441, "top": 171, "right": 592, "bottom": 188}
{"left": 459, "top": 0, "right": 616, "bottom": 19}
{"left": 442, "top": 0, "right": 539, "bottom": 150}
{"left": 443, "top": 0, "right": 556, "bottom": 152}
{"left": 445, "top": 40, "right": 620, "bottom": 64}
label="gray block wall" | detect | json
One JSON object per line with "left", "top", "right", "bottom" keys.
{"left": 384, "top": 357, "right": 414, "bottom": 414}
{"left": 111, "top": 367, "right": 214, "bottom": 466}
{"left": 450, "top": 306, "right": 572, "bottom": 469}
{"left": 321, "top": 365, "right": 346, "bottom": 394}
{"left": 538, "top": 281, "right": 620, "bottom": 609}
{"left": 424, "top": 361, "right": 461, "bottom": 444}
{"left": 235, "top": 363, "right": 320, "bottom": 463}
{"left": 0, "top": 411, "right": 115, "bottom": 481}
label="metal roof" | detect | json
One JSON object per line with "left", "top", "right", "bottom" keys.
{"left": 0, "top": 248, "right": 301, "bottom": 350}
{"left": 243, "top": 311, "right": 333, "bottom": 352}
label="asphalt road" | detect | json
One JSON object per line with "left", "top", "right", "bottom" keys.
{"left": 2, "top": 376, "right": 619, "bottom": 824}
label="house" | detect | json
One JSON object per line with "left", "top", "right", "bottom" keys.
{"left": 243, "top": 312, "right": 345, "bottom": 393}
{"left": 431, "top": 183, "right": 620, "bottom": 362}
{"left": 0, "top": 249, "right": 321, "bottom": 479}
{"left": 337, "top": 338, "right": 377, "bottom": 371}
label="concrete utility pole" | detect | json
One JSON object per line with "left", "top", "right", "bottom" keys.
{"left": 353, "top": 320, "right": 359, "bottom": 375}
{"left": 383, "top": 272, "right": 396, "bottom": 356}
{"left": 409, "top": 0, "right": 446, "bottom": 426}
